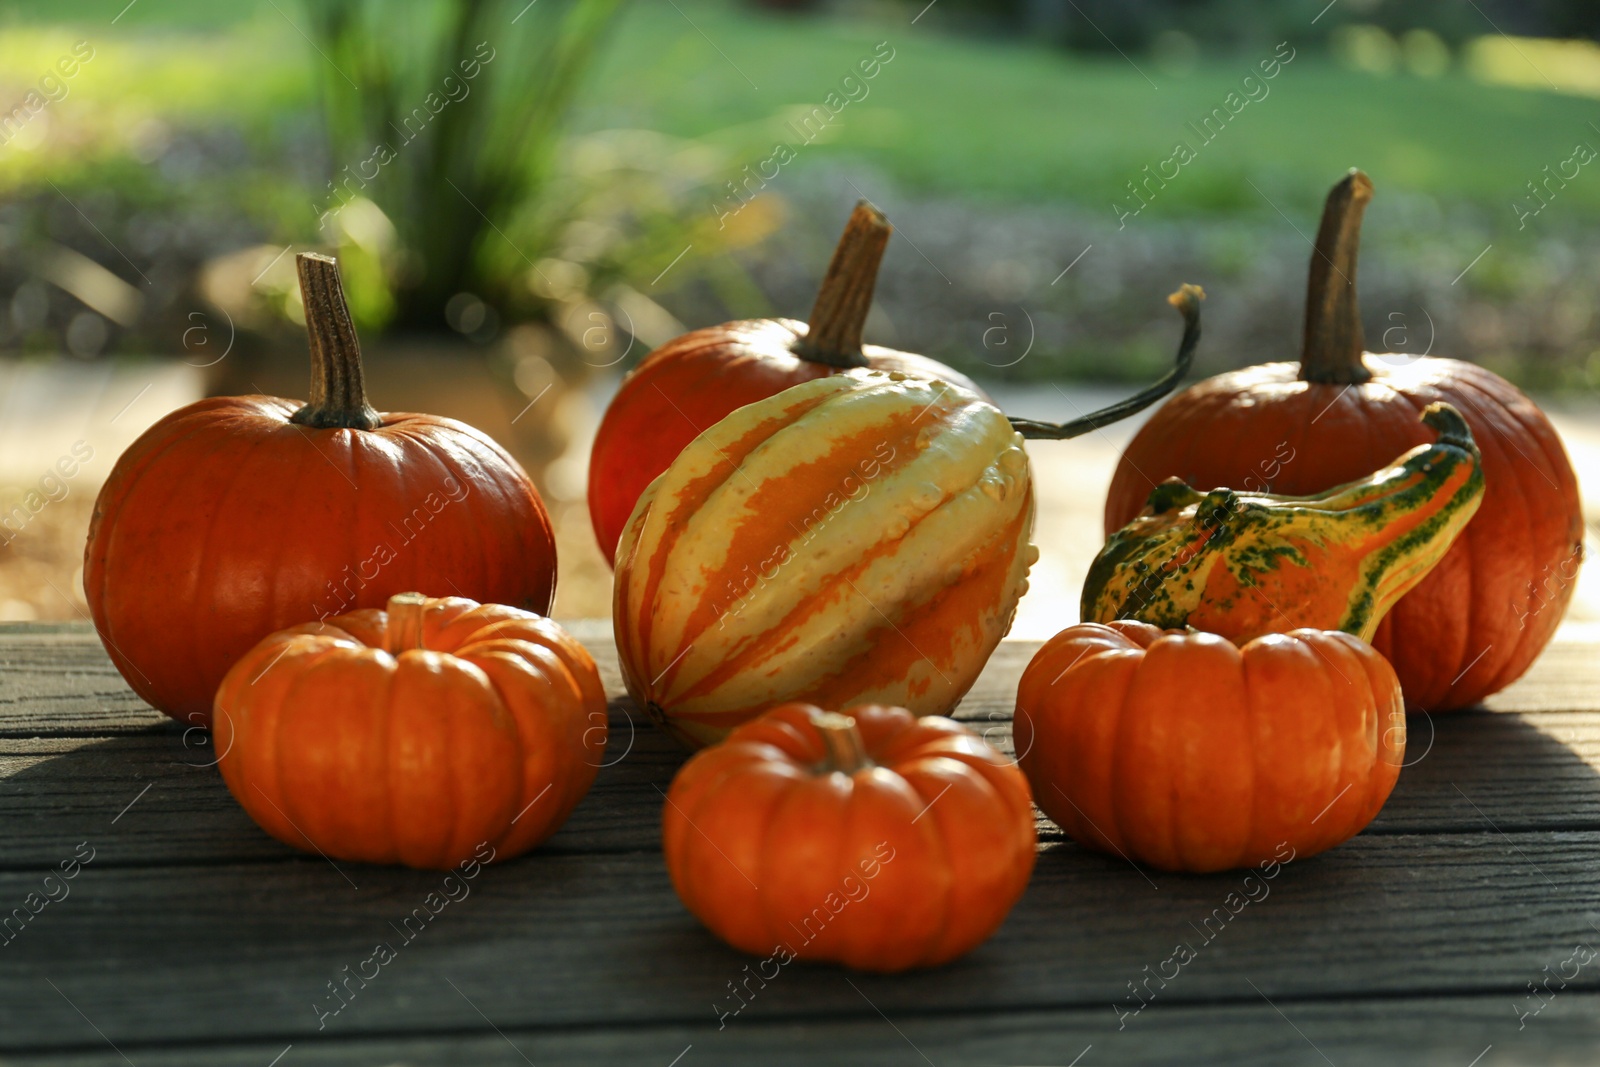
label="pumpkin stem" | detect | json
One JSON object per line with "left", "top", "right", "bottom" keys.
{"left": 812, "top": 710, "right": 872, "bottom": 775}
{"left": 386, "top": 592, "right": 429, "bottom": 654}
{"left": 1300, "top": 170, "right": 1375, "bottom": 386}
{"left": 793, "top": 201, "right": 885, "bottom": 369}
{"left": 1010, "top": 284, "right": 1203, "bottom": 440}
{"left": 291, "top": 252, "right": 382, "bottom": 431}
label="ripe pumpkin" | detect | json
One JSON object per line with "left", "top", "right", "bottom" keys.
{"left": 663, "top": 702, "right": 1035, "bottom": 971}
{"left": 1016, "top": 621, "right": 1405, "bottom": 872}
{"left": 215, "top": 593, "right": 604, "bottom": 869}
{"left": 85, "top": 253, "right": 556, "bottom": 726}
{"left": 1085, "top": 403, "right": 1484, "bottom": 644}
{"left": 616, "top": 288, "right": 1204, "bottom": 748}
{"left": 587, "top": 201, "right": 985, "bottom": 564}
{"left": 1105, "top": 170, "right": 1583, "bottom": 711}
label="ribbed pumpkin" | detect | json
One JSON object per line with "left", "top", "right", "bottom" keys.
{"left": 1016, "top": 621, "right": 1405, "bottom": 872}
{"left": 615, "top": 370, "right": 1033, "bottom": 748}
{"left": 216, "top": 593, "right": 604, "bottom": 869}
{"left": 85, "top": 254, "right": 556, "bottom": 726}
{"left": 663, "top": 703, "right": 1035, "bottom": 971}
{"left": 1085, "top": 403, "right": 1484, "bottom": 643}
{"left": 587, "top": 201, "right": 983, "bottom": 564}
{"left": 1105, "top": 171, "right": 1583, "bottom": 710}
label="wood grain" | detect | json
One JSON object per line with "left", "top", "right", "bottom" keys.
{"left": 2, "top": 621, "right": 1598, "bottom": 1062}
{"left": 1, "top": 832, "right": 1599, "bottom": 1050}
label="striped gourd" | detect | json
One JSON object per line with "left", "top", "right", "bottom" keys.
{"left": 1082, "top": 403, "right": 1484, "bottom": 644}
{"left": 614, "top": 370, "right": 1037, "bottom": 748}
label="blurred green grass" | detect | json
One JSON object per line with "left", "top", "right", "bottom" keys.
{"left": 2, "top": 0, "right": 1596, "bottom": 229}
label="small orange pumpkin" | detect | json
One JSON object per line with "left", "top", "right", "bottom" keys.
{"left": 215, "top": 593, "right": 604, "bottom": 869}
{"left": 1016, "top": 621, "right": 1404, "bottom": 872}
{"left": 663, "top": 703, "right": 1035, "bottom": 972}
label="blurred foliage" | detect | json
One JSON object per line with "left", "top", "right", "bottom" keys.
{"left": 305, "top": 0, "right": 627, "bottom": 332}
{"left": 918, "top": 0, "right": 1600, "bottom": 50}
{"left": 4, "top": 0, "right": 1600, "bottom": 388}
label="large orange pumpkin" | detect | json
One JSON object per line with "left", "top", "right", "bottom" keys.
{"left": 1016, "top": 621, "right": 1405, "bottom": 872}
{"left": 616, "top": 288, "right": 1203, "bottom": 748}
{"left": 1105, "top": 171, "right": 1583, "bottom": 711}
{"left": 587, "top": 201, "right": 983, "bottom": 564}
{"left": 85, "top": 254, "right": 556, "bottom": 726}
{"left": 215, "top": 593, "right": 604, "bottom": 869}
{"left": 663, "top": 702, "right": 1035, "bottom": 972}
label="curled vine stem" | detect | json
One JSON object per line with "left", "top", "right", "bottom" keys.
{"left": 1009, "top": 284, "right": 1204, "bottom": 441}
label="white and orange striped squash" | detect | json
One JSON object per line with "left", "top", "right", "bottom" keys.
{"left": 614, "top": 370, "right": 1037, "bottom": 748}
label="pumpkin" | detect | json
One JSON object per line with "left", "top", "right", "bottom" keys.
{"left": 1105, "top": 170, "right": 1583, "bottom": 711}
{"left": 84, "top": 254, "right": 556, "bottom": 727}
{"left": 1084, "top": 402, "right": 1484, "bottom": 644}
{"left": 215, "top": 592, "right": 604, "bottom": 869}
{"left": 615, "top": 287, "right": 1204, "bottom": 748}
{"left": 663, "top": 702, "right": 1035, "bottom": 971}
{"left": 1016, "top": 620, "right": 1405, "bottom": 872}
{"left": 587, "top": 201, "right": 985, "bottom": 564}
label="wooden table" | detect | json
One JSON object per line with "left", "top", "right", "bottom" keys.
{"left": 3, "top": 621, "right": 1599, "bottom": 1066}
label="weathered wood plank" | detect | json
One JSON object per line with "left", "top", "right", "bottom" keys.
{"left": 4, "top": 638, "right": 1600, "bottom": 868}
{"left": 7, "top": 993, "right": 1596, "bottom": 1067}
{"left": 4, "top": 624, "right": 1596, "bottom": 738}
{"left": 0, "top": 700, "right": 678, "bottom": 868}
{"left": 6, "top": 706, "right": 1600, "bottom": 868}
{"left": 0, "top": 832, "right": 1597, "bottom": 1049}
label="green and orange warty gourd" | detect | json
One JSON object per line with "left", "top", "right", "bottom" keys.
{"left": 1016, "top": 620, "right": 1405, "bottom": 872}
{"left": 663, "top": 703, "right": 1035, "bottom": 971}
{"left": 1105, "top": 170, "right": 1582, "bottom": 710}
{"left": 85, "top": 254, "right": 556, "bottom": 726}
{"left": 216, "top": 594, "right": 604, "bottom": 870}
{"left": 615, "top": 288, "right": 1204, "bottom": 749}
{"left": 1084, "top": 403, "right": 1485, "bottom": 643}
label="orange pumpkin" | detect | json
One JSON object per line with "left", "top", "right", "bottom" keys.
{"left": 663, "top": 703, "right": 1035, "bottom": 971}
{"left": 587, "top": 201, "right": 983, "bottom": 564}
{"left": 1016, "top": 621, "right": 1405, "bottom": 872}
{"left": 1105, "top": 171, "right": 1583, "bottom": 711}
{"left": 215, "top": 593, "right": 604, "bottom": 869}
{"left": 85, "top": 254, "right": 556, "bottom": 727}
